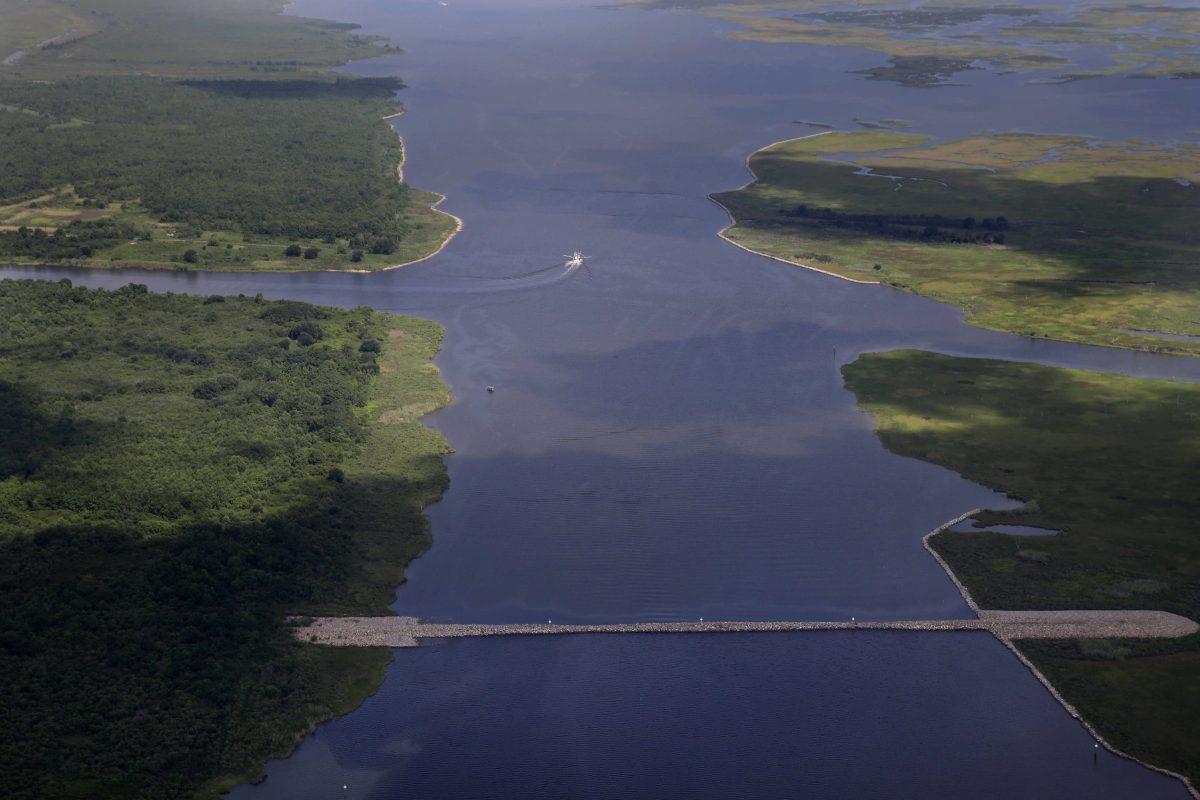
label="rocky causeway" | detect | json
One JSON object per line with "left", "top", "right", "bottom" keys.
{"left": 293, "top": 610, "right": 1200, "bottom": 648}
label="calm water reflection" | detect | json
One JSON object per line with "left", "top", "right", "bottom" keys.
{"left": 234, "top": 633, "right": 1188, "bottom": 800}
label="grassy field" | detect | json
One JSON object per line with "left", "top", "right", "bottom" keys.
{"left": 0, "top": 0, "right": 457, "bottom": 272}
{"left": 0, "top": 0, "right": 100, "bottom": 61}
{"left": 623, "top": 0, "right": 1200, "bottom": 86}
{"left": 709, "top": 12, "right": 1061, "bottom": 86}
{"left": 842, "top": 349, "right": 1200, "bottom": 787}
{"left": 0, "top": 280, "right": 452, "bottom": 798}
{"left": 713, "top": 130, "right": 1200, "bottom": 356}
{"left": 0, "top": 0, "right": 395, "bottom": 80}
{"left": 999, "top": 4, "right": 1200, "bottom": 81}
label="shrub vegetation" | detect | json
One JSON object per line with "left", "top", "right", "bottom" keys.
{"left": 0, "top": 280, "right": 451, "bottom": 798}
{"left": 0, "top": 0, "right": 457, "bottom": 271}
{"left": 843, "top": 349, "right": 1200, "bottom": 787}
{"left": 713, "top": 131, "right": 1200, "bottom": 355}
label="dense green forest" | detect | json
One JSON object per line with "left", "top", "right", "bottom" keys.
{"left": 0, "top": 280, "right": 452, "bottom": 797}
{"left": 0, "top": 0, "right": 457, "bottom": 271}
{"left": 844, "top": 350, "right": 1200, "bottom": 786}
{"left": 0, "top": 1, "right": 459, "bottom": 795}
{"left": 0, "top": 0, "right": 397, "bottom": 80}
{"left": 0, "top": 77, "right": 413, "bottom": 241}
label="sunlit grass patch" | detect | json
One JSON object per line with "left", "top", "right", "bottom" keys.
{"left": 714, "top": 130, "right": 1200, "bottom": 355}
{"left": 843, "top": 349, "right": 1200, "bottom": 785}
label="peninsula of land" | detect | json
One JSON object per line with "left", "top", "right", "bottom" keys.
{"left": 714, "top": 124, "right": 1200, "bottom": 791}
{"left": 0, "top": 0, "right": 458, "bottom": 272}
{"left": 713, "top": 129, "right": 1200, "bottom": 356}
{"left": 843, "top": 350, "right": 1200, "bottom": 791}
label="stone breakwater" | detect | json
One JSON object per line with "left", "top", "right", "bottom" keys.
{"left": 293, "top": 609, "right": 1199, "bottom": 648}
{"left": 922, "top": 509, "right": 1200, "bottom": 799}
{"left": 922, "top": 508, "right": 984, "bottom": 612}
{"left": 288, "top": 509, "right": 1200, "bottom": 799}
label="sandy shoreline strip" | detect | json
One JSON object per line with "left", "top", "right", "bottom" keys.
{"left": 709, "top": 130, "right": 882, "bottom": 286}
{"left": 331, "top": 109, "right": 463, "bottom": 274}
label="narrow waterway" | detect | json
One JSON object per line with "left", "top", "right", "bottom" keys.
{"left": 7, "top": 1, "right": 1197, "bottom": 796}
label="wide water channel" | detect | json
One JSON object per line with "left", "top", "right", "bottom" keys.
{"left": 7, "top": 0, "right": 1198, "bottom": 796}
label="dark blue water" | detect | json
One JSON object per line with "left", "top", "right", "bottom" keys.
{"left": 234, "top": 633, "right": 1180, "bottom": 800}
{"left": 8, "top": 0, "right": 1197, "bottom": 796}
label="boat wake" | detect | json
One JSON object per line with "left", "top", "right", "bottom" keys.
{"left": 428, "top": 251, "right": 592, "bottom": 292}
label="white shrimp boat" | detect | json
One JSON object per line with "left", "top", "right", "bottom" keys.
{"left": 563, "top": 251, "right": 589, "bottom": 269}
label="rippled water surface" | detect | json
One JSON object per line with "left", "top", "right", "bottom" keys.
{"left": 8, "top": 0, "right": 1196, "bottom": 796}
{"left": 235, "top": 633, "right": 1185, "bottom": 800}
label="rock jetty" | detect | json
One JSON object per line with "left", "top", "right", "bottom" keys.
{"left": 293, "top": 609, "right": 1198, "bottom": 648}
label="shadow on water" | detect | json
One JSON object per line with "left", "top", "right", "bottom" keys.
{"left": 232, "top": 633, "right": 1191, "bottom": 800}
{"left": 389, "top": 442, "right": 1009, "bottom": 623}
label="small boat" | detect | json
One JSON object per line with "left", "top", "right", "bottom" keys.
{"left": 563, "top": 251, "right": 589, "bottom": 269}
{"left": 486, "top": 385, "right": 495, "bottom": 393}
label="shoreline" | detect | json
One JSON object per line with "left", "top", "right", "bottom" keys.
{"left": 922, "top": 510, "right": 1200, "bottom": 800}
{"left": 0, "top": 109, "right": 462, "bottom": 276}
{"left": 1, "top": 89, "right": 460, "bottom": 279}
{"left": 713, "top": 131, "right": 1200, "bottom": 359}
{"left": 371, "top": 189, "right": 463, "bottom": 272}
{"left": 215, "top": 321, "right": 456, "bottom": 794}
{"left": 338, "top": 109, "right": 465, "bottom": 273}
{"left": 283, "top": 0, "right": 462, "bottom": 272}
{"left": 709, "top": 131, "right": 882, "bottom": 286}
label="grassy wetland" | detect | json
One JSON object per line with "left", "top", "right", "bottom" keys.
{"left": 0, "top": 0, "right": 458, "bottom": 272}
{"left": 843, "top": 350, "right": 1200, "bottom": 787}
{"left": 623, "top": 0, "right": 1200, "bottom": 87}
{"left": 0, "top": 279, "right": 452, "bottom": 798}
{"left": 724, "top": 126, "right": 1200, "bottom": 781}
{"left": 713, "top": 130, "right": 1200, "bottom": 355}
{"left": 711, "top": 91, "right": 1200, "bottom": 786}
